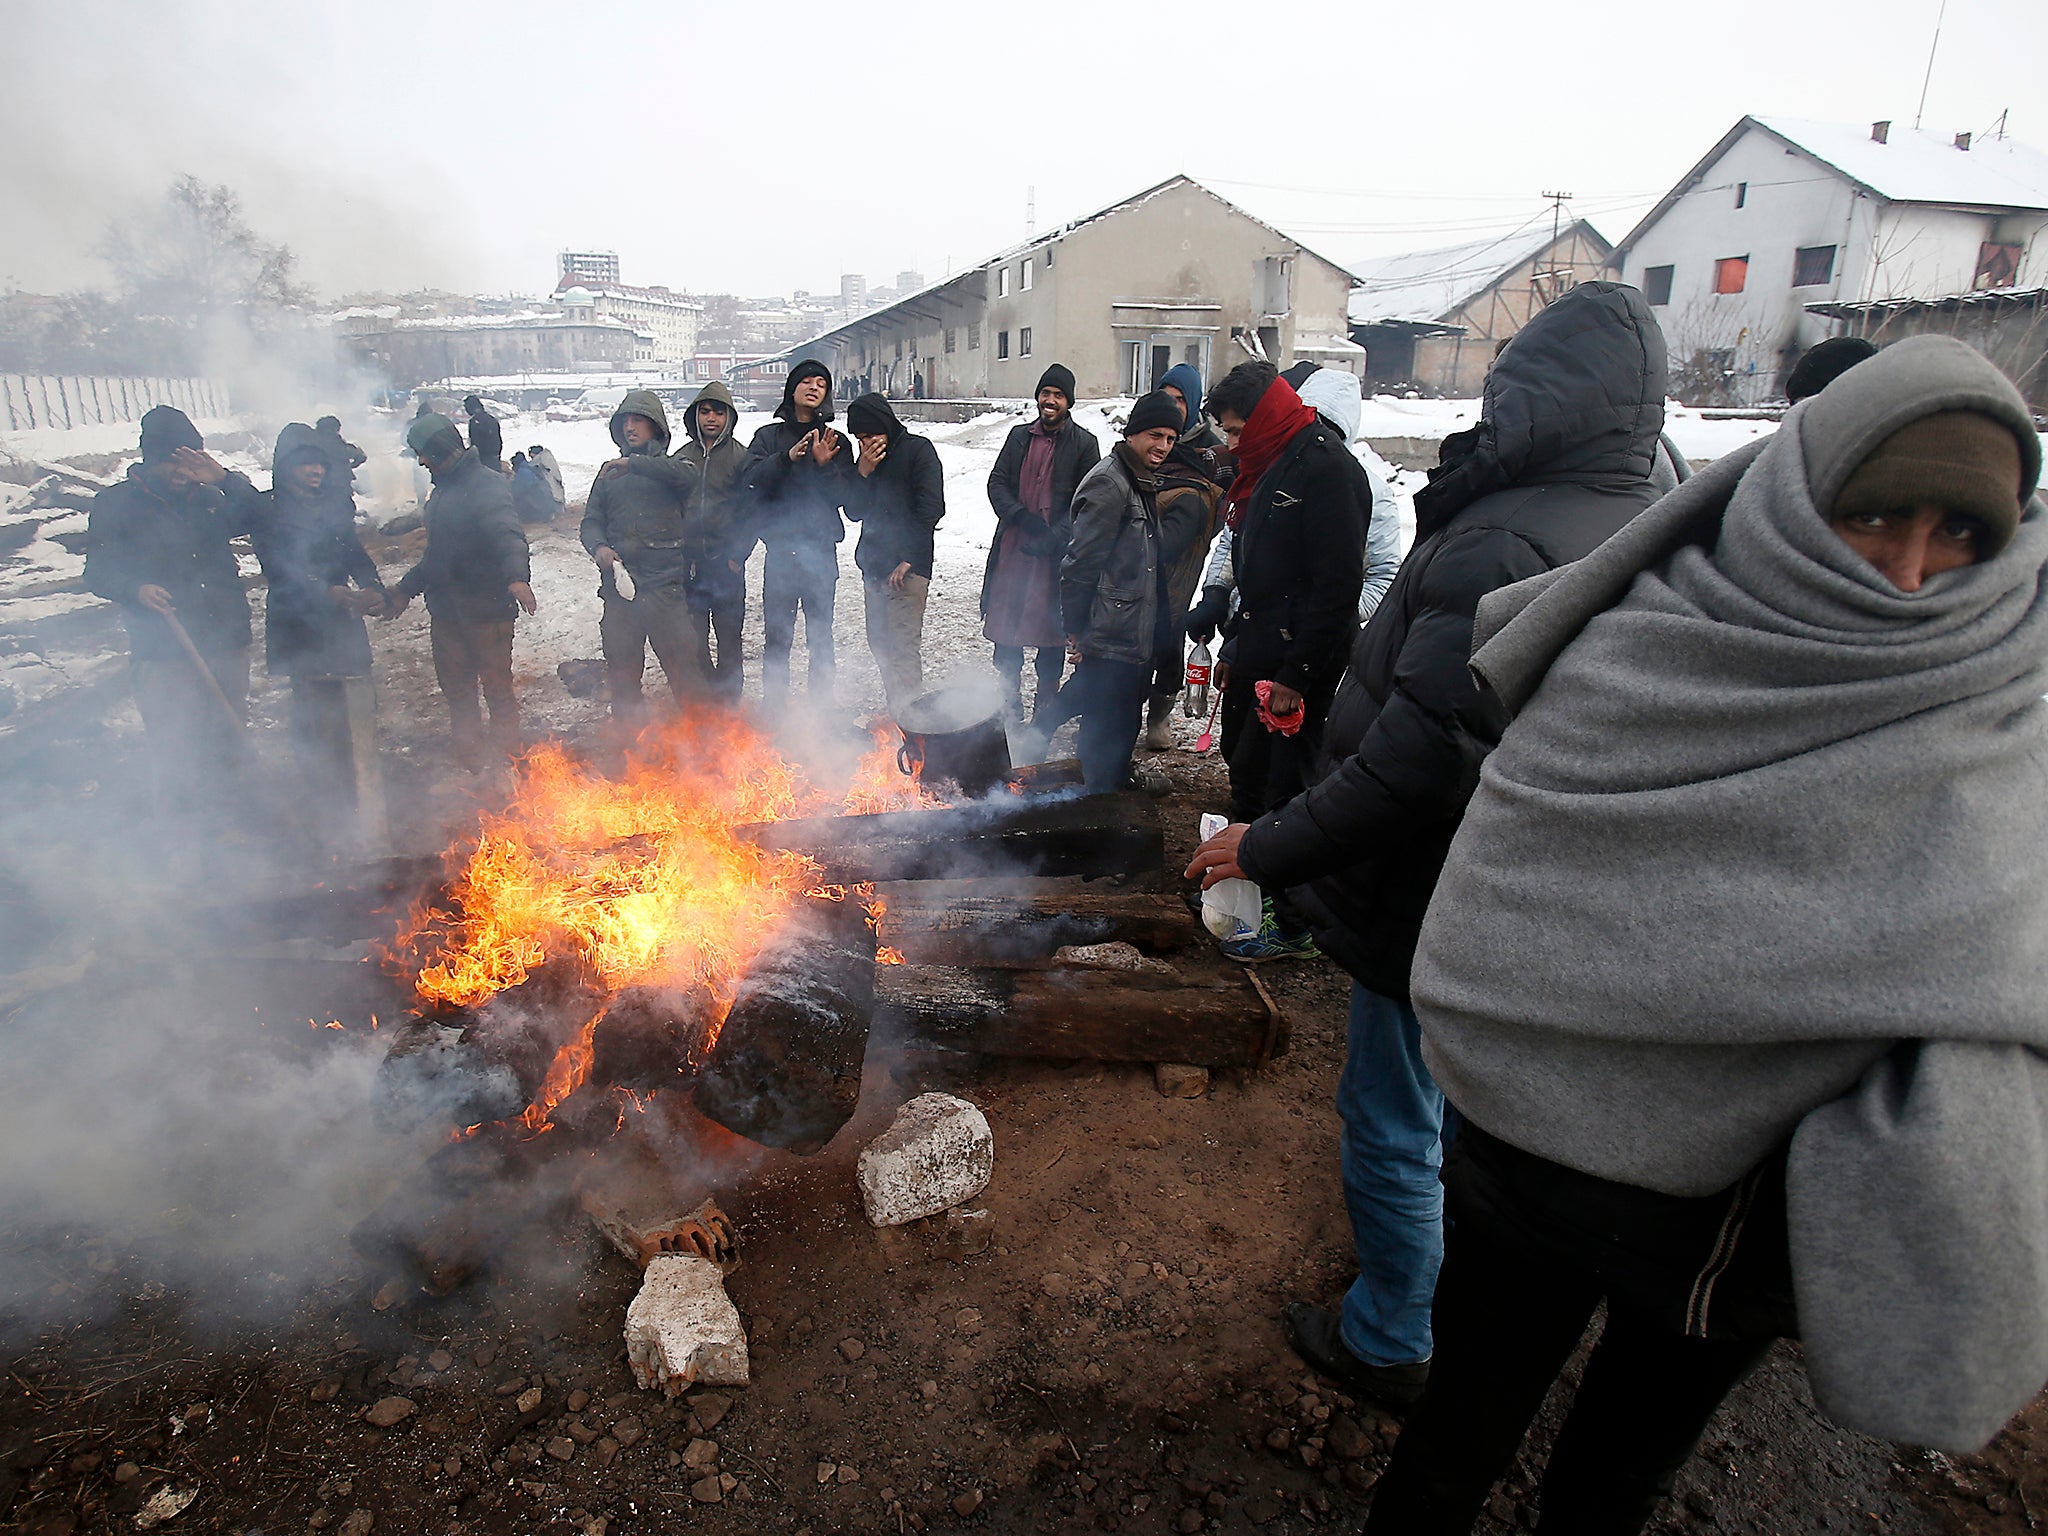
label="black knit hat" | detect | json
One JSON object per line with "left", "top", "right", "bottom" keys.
{"left": 1124, "top": 391, "right": 1183, "bottom": 438}
{"left": 1787, "top": 336, "right": 1878, "bottom": 403}
{"left": 1036, "top": 364, "right": 1077, "bottom": 405}
{"left": 138, "top": 405, "right": 203, "bottom": 464}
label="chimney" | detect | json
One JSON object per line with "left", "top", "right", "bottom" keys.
{"left": 1871, "top": 120, "right": 1891, "bottom": 144}
{"left": 1955, "top": 131, "right": 1973, "bottom": 151}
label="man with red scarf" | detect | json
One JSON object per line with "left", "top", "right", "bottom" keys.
{"left": 1202, "top": 360, "right": 1369, "bottom": 960}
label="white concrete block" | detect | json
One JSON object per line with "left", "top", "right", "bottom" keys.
{"left": 624, "top": 1254, "right": 749, "bottom": 1396}
{"left": 857, "top": 1092, "right": 994, "bottom": 1228}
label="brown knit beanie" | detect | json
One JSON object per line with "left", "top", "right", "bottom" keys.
{"left": 1832, "top": 410, "right": 2027, "bottom": 555}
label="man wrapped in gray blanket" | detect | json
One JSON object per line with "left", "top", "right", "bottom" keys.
{"left": 1367, "top": 334, "right": 2048, "bottom": 1536}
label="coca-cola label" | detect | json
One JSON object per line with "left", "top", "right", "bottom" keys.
{"left": 1185, "top": 662, "right": 1211, "bottom": 688}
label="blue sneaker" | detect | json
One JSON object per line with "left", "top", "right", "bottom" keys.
{"left": 1220, "top": 914, "right": 1320, "bottom": 963}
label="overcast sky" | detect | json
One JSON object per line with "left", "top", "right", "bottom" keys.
{"left": 3, "top": 0, "right": 2042, "bottom": 303}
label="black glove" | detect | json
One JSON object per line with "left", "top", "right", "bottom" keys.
{"left": 1186, "top": 585, "right": 1231, "bottom": 642}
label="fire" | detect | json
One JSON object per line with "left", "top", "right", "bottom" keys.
{"left": 390, "top": 711, "right": 940, "bottom": 1134}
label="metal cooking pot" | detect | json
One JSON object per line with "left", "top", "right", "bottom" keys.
{"left": 894, "top": 682, "right": 1011, "bottom": 797}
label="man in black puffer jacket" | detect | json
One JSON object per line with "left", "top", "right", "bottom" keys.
{"left": 843, "top": 394, "right": 945, "bottom": 712}
{"left": 1186, "top": 282, "right": 1668, "bottom": 1415}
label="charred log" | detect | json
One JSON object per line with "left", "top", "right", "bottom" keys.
{"left": 692, "top": 895, "right": 877, "bottom": 1155}
{"left": 732, "top": 793, "right": 1163, "bottom": 884}
{"left": 875, "top": 960, "right": 1287, "bottom": 1069}
{"left": 876, "top": 889, "right": 1195, "bottom": 966}
{"left": 588, "top": 982, "right": 718, "bottom": 1093}
{"left": 350, "top": 1123, "right": 578, "bottom": 1295}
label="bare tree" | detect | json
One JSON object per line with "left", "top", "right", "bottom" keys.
{"left": 98, "top": 175, "right": 308, "bottom": 323}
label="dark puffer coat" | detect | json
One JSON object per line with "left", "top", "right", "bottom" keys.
{"left": 84, "top": 463, "right": 260, "bottom": 659}
{"left": 1221, "top": 418, "right": 1370, "bottom": 697}
{"left": 250, "top": 422, "right": 383, "bottom": 678}
{"left": 1236, "top": 281, "right": 1668, "bottom": 999}
{"left": 578, "top": 390, "right": 699, "bottom": 588}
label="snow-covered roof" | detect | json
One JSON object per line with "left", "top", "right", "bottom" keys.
{"left": 1347, "top": 221, "right": 1604, "bottom": 325}
{"left": 393, "top": 311, "right": 637, "bottom": 333}
{"left": 1753, "top": 116, "right": 2048, "bottom": 210}
{"left": 1617, "top": 116, "right": 2048, "bottom": 258}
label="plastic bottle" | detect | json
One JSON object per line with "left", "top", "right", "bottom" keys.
{"left": 1182, "top": 637, "right": 1212, "bottom": 719}
{"left": 1197, "top": 812, "right": 1263, "bottom": 940}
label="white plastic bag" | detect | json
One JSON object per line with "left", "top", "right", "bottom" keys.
{"left": 1197, "top": 812, "right": 1262, "bottom": 939}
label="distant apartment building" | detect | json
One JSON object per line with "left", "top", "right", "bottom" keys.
{"left": 558, "top": 251, "right": 622, "bottom": 287}
{"left": 786, "top": 177, "right": 1361, "bottom": 400}
{"left": 550, "top": 256, "right": 701, "bottom": 366}
{"left": 1611, "top": 115, "right": 2048, "bottom": 403}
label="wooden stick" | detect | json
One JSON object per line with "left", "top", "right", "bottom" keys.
{"left": 159, "top": 607, "right": 246, "bottom": 733}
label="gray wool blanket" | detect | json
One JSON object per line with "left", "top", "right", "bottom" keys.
{"left": 1411, "top": 336, "right": 2048, "bottom": 1450}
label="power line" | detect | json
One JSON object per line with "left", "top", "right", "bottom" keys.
{"left": 1196, "top": 172, "right": 1663, "bottom": 204}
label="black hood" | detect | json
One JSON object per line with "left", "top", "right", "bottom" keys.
{"left": 845, "top": 392, "right": 904, "bottom": 441}
{"left": 775, "top": 361, "right": 835, "bottom": 424}
{"left": 271, "top": 421, "right": 339, "bottom": 490}
{"left": 1413, "top": 280, "right": 1667, "bottom": 541}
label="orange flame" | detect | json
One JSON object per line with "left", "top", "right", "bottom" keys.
{"left": 389, "top": 712, "right": 941, "bottom": 1133}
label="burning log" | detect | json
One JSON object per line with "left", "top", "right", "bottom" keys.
{"left": 192, "top": 857, "right": 448, "bottom": 944}
{"left": 732, "top": 792, "right": 1164, "bottom": 884}
{"left": 876, "top": 960, "right": 1287, "bottom": 1069}
{"left": 693, "top": 894, "right": 877, "bottom": 1154}
{"left": 875, "top": 887, "right": 1196, "bottom": 966}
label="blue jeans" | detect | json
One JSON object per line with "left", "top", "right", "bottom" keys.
{"left": 1339, "top": 983, "right": 1450, "bottom": 1368}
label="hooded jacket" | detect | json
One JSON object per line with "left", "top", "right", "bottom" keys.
{"left": 249, "top": 423, "right": 384, "bottom": 677}
{"left": 465, "top": 401, "right": 504, "bottom": 470}
{"left": 84, "top": 457, "right": 261, "bottom": 661}
{"left": 842, "top": 395, "right": 947, "bottom": 580}
{"left": 1296, "top": 367, "right": 1405, "bottom": 620}
{"left": 578, "top": 390, "right": 699, "bottom": 587}
{"left": 393, "top": 448, "right": 532, "bottom": 624}
{"left": 1236, "top": 280, "right": 1667, "bottom": 998}
{"left": 675, "top": 381, "right": 751, "bottom": 565}
{"left": 740, "top": 366, "right": 854, "bottom": 552}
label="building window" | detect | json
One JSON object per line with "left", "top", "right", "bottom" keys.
{"left": 1120, "top": 342, "right": 1145, "bottom": 395}
{"left": 997, "top": 330, "right": 1010, "bottom": 360}
{"left": 1792, "top": 245, "right": 1837, "bottom": 287}
{"left": 1734, "top": 181, "right": 1748, "bottom": 209}
{"left": 1044, "top": 245, "right": 1054, "bottom": 269}
{"left": 1022, "top": 259, "right": 1034, "bottom": 291}
{"left": 1713, "top": 256, "right": 1749, "bottom": 295}
{"left": 968, "top": 322, "right": 981, "bottom": 350}
{"left": 1977, "top": 242, "right": 2023, "bottom": 289}
{"left": 1643, "top": 265, "right": 1675, "bottom": 306}
{"left": 1019, "top": 327, "right": 1033, "bottom": 357}
{"left": 944, "top": 328, "right": 956, "bottom": 355}
{"left": 998, "top": 267, "right": 1011, "bottom": 298}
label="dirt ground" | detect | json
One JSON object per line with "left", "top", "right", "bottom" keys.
{"left": 0, "top": 505, "right": 2037, "bottom": 1536}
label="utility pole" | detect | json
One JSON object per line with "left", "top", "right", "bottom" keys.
{"left": 1027, "top": 185, "right": 1036, "bottom": 239}
{"left": 1915, "top": 0, "right": 1948, "bottom": 129}
{"left": 1535, "top": 191, "right": 1573, "bottom": 307}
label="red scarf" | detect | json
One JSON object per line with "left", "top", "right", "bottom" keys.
{"left": 1223, "top": 377, "right": 1317, "bottom": 530}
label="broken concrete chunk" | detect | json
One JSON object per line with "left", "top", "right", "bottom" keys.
{"left": 1154, "top": 1063, "right": 1210, "bottom": 1099}
{"left": 625, "top": 1254, "right": 749, "bottom": 1395}
{"left": 856, "top": 1093, "right": 994, "bottom": 1228}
